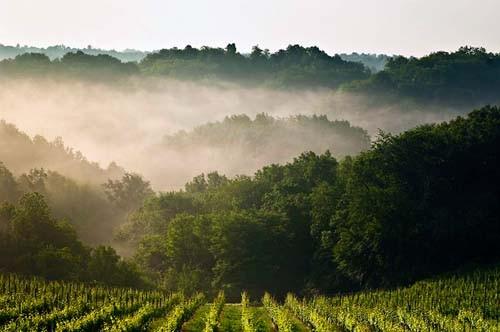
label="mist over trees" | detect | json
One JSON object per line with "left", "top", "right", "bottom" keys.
{"left": 164, "top": 114, "right": 370, "bottom": 155}
{"left": 140, "top": 44, "right": 370, "bottom": 88}
{"left": 0, "top": 162, "right": 120, "bottom": 245}
{"left": 2, "top": 44, "right": 500, "bottom": 110}
{"left": 160, "top": 113, "right": 370, "bottom": 175}
{"left": 0, "top": 42, "right": 499, "bottom": 302}
{"left": 0, "top": 43, "right": 147, "bottom": 62}
{"left": 1, "top": 44, "right": 369, "bottom": 88}
{"left": 0, "top": 102, "right": 499, "bottom": 296}
{"left": 1, "top": 44, "right": 371, "bottom": 87}
{"left": 0, "top": 120, "right": 123, "bottom": 184}
{"left": 339, "top": 53, "right": 391, "bottom": 72}
{"left": 0, "top": 121, "right": 158, "bottom": 244}
{"left": 0, "top": 51, "right": 138, "bottom": 80}
{"left": 119, "top": 106, "right": 500, "bottom": 298}
{"left": 0, "top": 43, "right": 390, "bottom": 73}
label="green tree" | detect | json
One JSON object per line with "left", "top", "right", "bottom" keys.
{"left": 0, "top": 162, "right": 20, "bottom": 203}
{"left": 103, "top": 173, "right": 154, "bottom": 213}
{"left": 333, "top": 106, "right": 500, "bottom": 286}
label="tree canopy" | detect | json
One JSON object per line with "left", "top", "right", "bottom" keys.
{"left": 0, "top": 191, "right": 145, "bottom": 287}
{"left": 3, "top": 44, "right": 500, "bottom": 108}
{"left": 115, "top": 106, "right": 500, "bottom": 299}
{"left": 347, "top": 47, "right": 500, "bottom": 107}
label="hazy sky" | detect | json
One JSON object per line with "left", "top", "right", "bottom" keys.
{"left": 0, "top": 0, "right": 498, "bottom": 56}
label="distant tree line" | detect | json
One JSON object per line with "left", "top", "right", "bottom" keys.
{"left": 0, "top": 43, "right": 391, "bottom": 72}
{"left": 0, "top": 43, "right": 146, "bottom": 62}
{"left": 140, "top": 44, "right": 370, "bottom": 88}
{"left": 346, "top": 46, "right": 500, "bottom": 107}
{"left": 2, "top": 44, "right": 500, "bottom": 107}
{"left": 0, "top": 44, "right": 370, "bottom": 87}
{"left": 339, "top": 53, "right": 391, "bottom": 73}
{"left": 163, "top": 113, "right": 370, "bottom": 161}
{"left": 0, "top": 51, "right": 139, "bottom": 80}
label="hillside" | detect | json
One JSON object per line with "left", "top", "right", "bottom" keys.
{"left": 157, "top": 113, "right": 370, "bottom": 183}
{"left": 0, "top": 120, "right": 123, "bottom": 184}
{"left": 3, "top": 2, "right": 499, "bottom": 330}
{"left": 1, "top": 106, "right": 498, "bottom": 295}
{"left": 120, "top": 106, "right": 500, "bottom": 297}
{"left": 0, "top": 121, "right": 142, "bottom": 244}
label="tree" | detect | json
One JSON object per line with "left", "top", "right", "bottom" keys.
{"left": 332, "top": 106, "right": 500, "bottom": 286}
{"left": 209, "top": 210, "right": 293, "bottom": 299}
{"left": 185, "top": 172, "right": 228, "bottom": 193}
{"left": 0, "top": 162, "right": 20, "bottom": 203}
{"left": 0, "top": 192, "right": 89, "bottom": 279}
{"left": 87, "top": 246, "right": 118, "bottom": 280}
{"left": 160, "top": 214, "right": 214, "bottom": 293}
{"left": 225, "top": 43, "right": 237, "bottom": 56}
{"left": 103, "top": 173, "right": 154, "bottom": 213}
{"left": 18, "top": 168, "right": 47, "bottom": 194}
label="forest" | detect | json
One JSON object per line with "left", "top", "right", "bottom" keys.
{"left": 1, "top": 106, "right": 499, "bottom": 296}
{"left": 0, "top": 43, "right": 388, "bottom": 72}
{"left": 121, "top": 106, "right": 500, "bottom": 297}
{"left": 0, "top": 42, "right": 499, "bottom": 331}
{"left": 1, "top": 44, "right": 500, "bottom": 109}
{"left": 347, "top": 46, "right": 500, "bottom": 107}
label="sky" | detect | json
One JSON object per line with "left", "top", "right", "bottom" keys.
{"left": 0, "top": 0, "right": 498, "bottom": 57}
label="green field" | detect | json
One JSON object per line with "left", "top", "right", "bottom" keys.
{"left": 0, "top": 267, "right": 498, "bottom": 331}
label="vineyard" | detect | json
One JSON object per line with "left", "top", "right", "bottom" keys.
{"left": 0, "top": 267, "right": 498, "bottom": 331}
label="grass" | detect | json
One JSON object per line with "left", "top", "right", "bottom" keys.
{"left": 219, "top": 304, "right": 243, "bottom": 332}
{"left": 178, "top": 304, "right": 276, "bottom": 332}
{"left": 286, "top": 308, "right": 311, "bottom": 332}
{"left": 251, "top": 306, "right": 276, "bottom": 332}
{"left": 182, "top": 304, "right": 212, "bottom": 331}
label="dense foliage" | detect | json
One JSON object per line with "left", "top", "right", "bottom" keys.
{"left": 140, "top": 44, "right": 369, "bottom": 88}
{"left": 3, "top": 44, "right": 500, "bottom": 107}
{"left": 348, "top": 47, "right": 500, "bottom": 106}
{"left": 0, "top": 51, "right": 138, "bottom": 80}
{"left": 0, "top": 155, "right": 153, "bottom": 285}
{"left": 0, "top": 162, "right": 124, "bottom": 244}
{"left": 124, "top": 106, "right": 500, "bottom": 298}
{"left": 0, "top": 191, "right": 145, "bottom": 287}
{"left": 0, "top": 43, "right": 389, "bottom": 73}
{"left": 162, "top": 113, "right": 370, "bottom": 169}
{"left": 0, "top": 120, "right": 157, "bottom": 244}
{"left": 0, "top": 44, "right": 370, "bottom": 88}
{"left": 1, "top": 41, "right": 499, "bottom": 330}
{"left": 333, "top": 105, "right": 500, "bottom": 286}
{"left": 1, "top": 106, "right": 498, "bottom": 296}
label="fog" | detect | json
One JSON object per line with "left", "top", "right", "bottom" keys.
{"left": 0, "top": 77, "right": 459, "bottom": 190}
